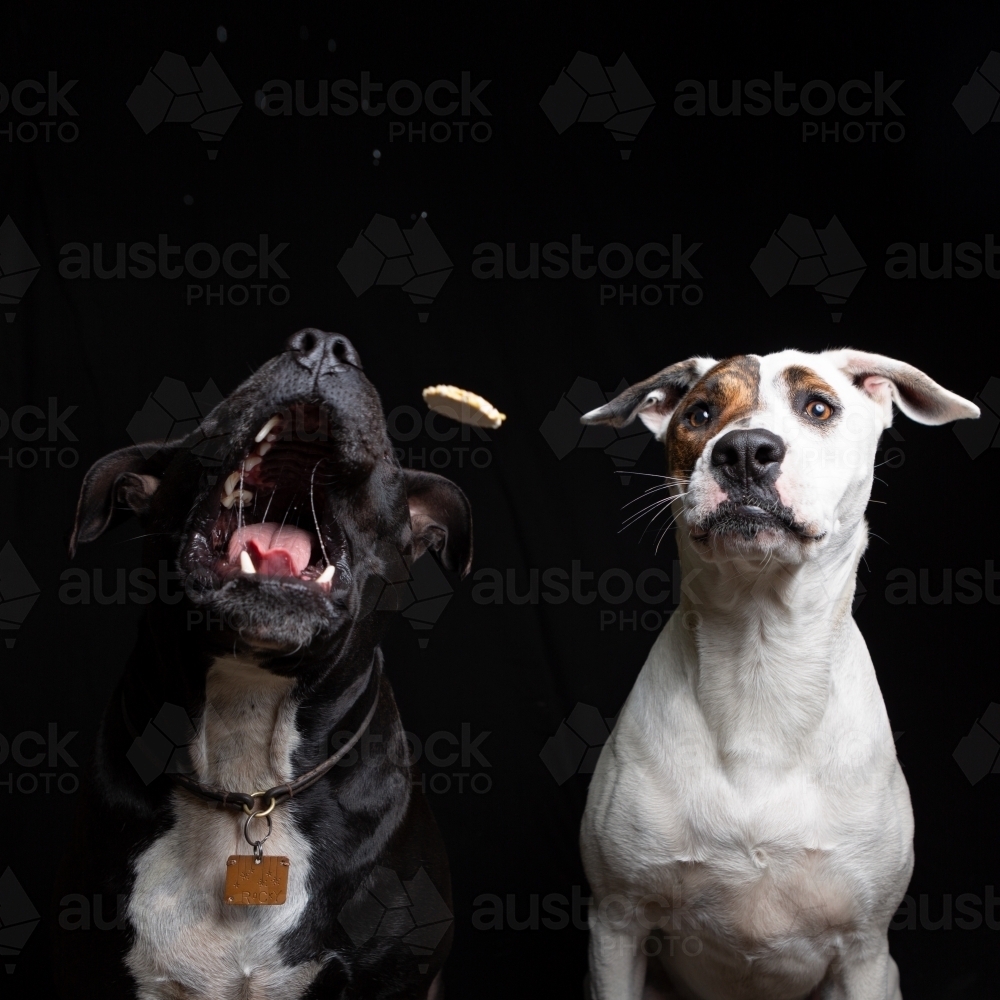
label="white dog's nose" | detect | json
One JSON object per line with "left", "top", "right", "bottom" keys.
{"left": 711, "top": 428, "right": 786, "bottom": 488}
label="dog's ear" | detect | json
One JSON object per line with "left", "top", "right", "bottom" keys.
{"left": 833, "top": 350, "right": 980, "bottom": 427}
{"left": 403, "top": 469, "right": 473, "bottom": 577}
{"left": 579, "top": 357, "right": 717, "bottom": 439}
{"left": 69, "top": 444, "right": 176, "bottom": 557}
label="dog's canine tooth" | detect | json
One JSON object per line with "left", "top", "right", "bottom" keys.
{"left": 316, "top": 565, "right": 335, "bottom": 585}
{"left": 244, "top": 454, "right": 262, "bottom": 471}
{"left": 254, "top": 415, "right": 281, "bottom": 443}
{"left": 223, "top": 472, "right": 241, "bottom": 495}
{"left": 221, "top": 490, "right": 253, "bottom": 509}
{"left": 239, "top": 551, "right": 256, "bottom": 574}
{"left": 257, "top": 442, "right": 272, "bottom": 456}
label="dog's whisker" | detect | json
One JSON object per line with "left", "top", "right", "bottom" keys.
{"left": 621, "top": 485, "right": 678, "bottom": 509}
{"left": 620, "top": 496, "right": 675, "bottom": 530}
{"left": 644, "top": 500, "right": 681, "bottom": 547}
{"left": 310, "top": 460, "right": 331, "bottom": 568}
{"left": 620, "top": 482, "right": 690, "bottom": 507}
{"left": 640, "top": 493, "right": 685, "bottom": 542}
{"left": 238, "top": 462, "right": 246, "bottom": 546}
{"left": 653, "top": 516, "right": 681, "bottom": 553}
{"left": 617, "top": 471, "right": 687, "bottom": 482}
{"left": 260, "top": 488, "right": 275, "bottom": 525}
{"left": 623, "top": 493, "right": 689, "bottom": 534}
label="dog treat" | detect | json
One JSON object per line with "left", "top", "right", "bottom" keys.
{"left": 422, "top": 385, "right": 507, "bottom": 429}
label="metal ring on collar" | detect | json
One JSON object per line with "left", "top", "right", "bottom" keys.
{"left": 243, "top": 811, "right": 273, "bottom": 849}
{"left": 242, "top": 793, "right": 278, "bottom": 818}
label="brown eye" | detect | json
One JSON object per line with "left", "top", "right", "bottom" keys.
{"left": 805, "top": 399, "right": 833, "bottom": 421}
{"left": 687, "top": 406, "right": 711, "bottom": 428}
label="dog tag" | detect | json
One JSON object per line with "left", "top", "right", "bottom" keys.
{"left": 224, "top": 854, "right": 290, "bottom": 905}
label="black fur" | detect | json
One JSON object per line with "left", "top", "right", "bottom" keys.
{"left": 53, "top": 330, "right": 470, "bottom": 999}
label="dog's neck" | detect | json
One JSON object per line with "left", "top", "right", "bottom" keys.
{"left": 674, "top": 519, "right": 867, "bottom": 769}
{"left": 190, "top": 650, "right": 376, "bottom": 791}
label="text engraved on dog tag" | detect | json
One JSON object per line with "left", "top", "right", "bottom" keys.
{"left": 224, "top": 855, "right": 290, "bottom": 905}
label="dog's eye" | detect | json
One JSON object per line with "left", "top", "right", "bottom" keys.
{"left": 687, "top": 406, "right": 711, "bottom": 428}
{"left": 804, "top": 398, "right": 833, "bottom": 421}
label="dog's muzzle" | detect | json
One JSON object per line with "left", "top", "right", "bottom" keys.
{"left": 695, "top": 428, "right": 803, "bottom": 540}
{"left": 179, "top": 331, "right": 382, "bottom": 612}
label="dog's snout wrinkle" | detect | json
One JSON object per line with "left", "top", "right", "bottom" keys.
{"left": 287, "top": 328, "right": 362, "bottom": 373}
{"left": 711, "top": 428, "right": 786, "bottom": 487}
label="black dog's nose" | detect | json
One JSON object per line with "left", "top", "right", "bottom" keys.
{"left": 711, "top": 428, "right": 786, "bottom": 486}
{"left": 287, "top": 329, "right": 361, "bottom": 370}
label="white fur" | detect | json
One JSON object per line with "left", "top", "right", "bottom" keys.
{"left": 581, "top": 350, "right": 977, "bottom": 1000}
{"left": 125, "top": 654, "right": 325, "bottom": 999}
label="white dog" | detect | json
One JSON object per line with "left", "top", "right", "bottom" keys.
{"left": 578, "top": 350, "right": 978, "bottom": 1000}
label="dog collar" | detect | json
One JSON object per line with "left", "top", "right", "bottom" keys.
{"left": 122, "top": 684, "right": 380, "bottom": 814}
{"left": 173, "top": 687, "right": 379, "bottom": 815}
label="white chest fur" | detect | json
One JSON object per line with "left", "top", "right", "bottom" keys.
{"left": 125, "top": 655, "right": 325, "bottom": 999}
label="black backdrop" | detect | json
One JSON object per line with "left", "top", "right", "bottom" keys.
{"left": 2, "top": 5, "right": 999, "bottom": 998}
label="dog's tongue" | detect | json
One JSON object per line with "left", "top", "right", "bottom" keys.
{"left": 228, "top": 523, "right": 314, "bottom": 577}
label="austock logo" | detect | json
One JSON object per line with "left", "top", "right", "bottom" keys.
{"left": 335, "top": 722, "right": 492, "bottom": 797}
{"left": 338, "top": 214, "right": 453, "bottom": 323}
{"left": 127, "top": 52, "right": 242, "bottom": 159}
{"left": 540, "top": 51, "right": 655, "bottom": 159}
{"left": 954, "top": 377, "right": 1000, "bottom": 459}
{"left": 884, "top": 236, "right": 1000, "bottom": 285}
{"left": 472, "top": 234, "right": 704, "bottom": 308}
{"left": 0, "top": 542, "right": 40, "bottom": 649}
{"left": 953, "top": 52, "right": 1000, "bottom": 134}
{"left": 539, "top": 704, "right": 616, "bottom": 785}
{"left": 386, "top": 402, "right": 493, "bottom": 474}
{"left": 126, "top": 376, "right": 226, "bottom": 467}
{"left": 0, "top": 397, "right": 80, "bottom": 472}
{"left": 1, "top": 723, "right": 79, "bottom": 796}
{"left": 126, "top": 701, "right": 237, "bottom": 785}
{"left": 59, "top": 235, "right": 290, "bottom": 307}
{"left": 256, "top": 71, "right": 492, "bottom": 146}
{"left": 337, "top": 866, "right": 452, "bottom": 974}
{"left": 953, "top": 703, "right": 1000, "bottom": 785}
{"left": 0, "top": 868, "right": 40, "bottom": 973}
{"left": 0, "top": 71, "right": 79, "bottom": 144}
{"left": 540, "top": 376, "right": 652, "bottom": 481}
{"left": 751, "top": 214, "right": 866, "bottom": 322}
{"left": 362, "top": 542, "right": 456, "bottom": 648}
{"left": 674, "top": 72, "right": 905, "bottom": 145}
{"left": 0, "top": 216, "right": 40, "bottom": 323}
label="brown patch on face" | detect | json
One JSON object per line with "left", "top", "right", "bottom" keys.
{"left": 665, "top": 356, "right": 761, "bottom": 478}
{"left": 782, "top": 366, "right": 841, "bottom": 425}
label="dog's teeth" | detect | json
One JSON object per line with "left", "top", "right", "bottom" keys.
{"left": 255, "top": 416, "right": 281, "bottom": 443}
{"left": 257, "top": 442, "right": 272, "bottom": 456}
{"left": 224, "top": 472, "right": 241, "bottom": 495}
{"left": 265, "top": 433, "right": 278, "bottom": 442}
{"left": 239, "top": 552, "right": 256, "bottom": 574}
{"left": 221, "top": 490, "right": 253, "bottom": 509}
{"left": 244, "top": 454, "right": 262, "bottom": 471}
{"left": 316, "top": 565, "right": 335, "bottom": 585}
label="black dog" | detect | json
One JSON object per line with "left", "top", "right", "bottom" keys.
{"left": 53, "top": 329, "right": 471, "bottom": 999}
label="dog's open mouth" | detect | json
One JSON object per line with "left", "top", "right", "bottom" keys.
{"left": 184, "top": 403, "right": 350, "bottom": 595}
